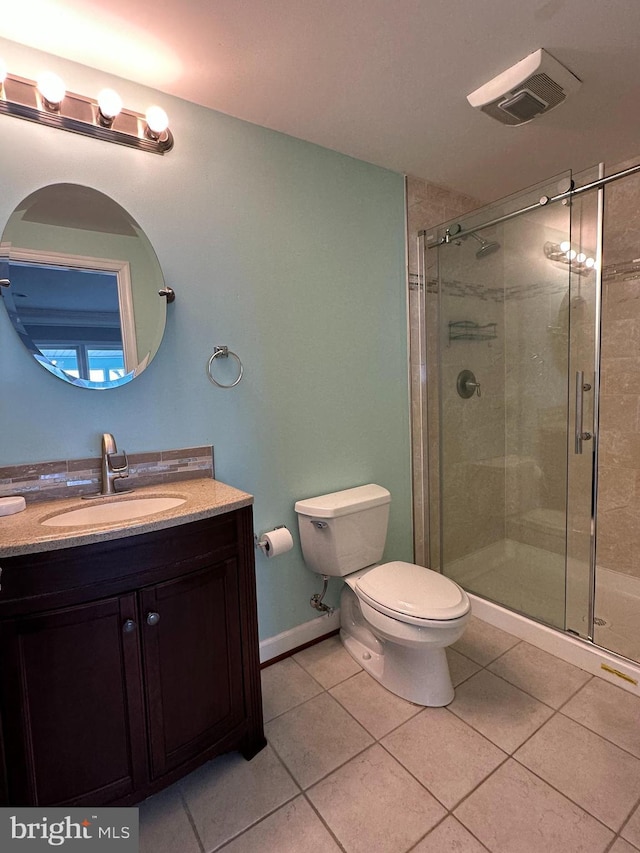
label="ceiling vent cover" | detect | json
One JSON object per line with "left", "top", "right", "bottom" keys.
{"left": 467, "top": 49, "right": 581, "bottom": 126}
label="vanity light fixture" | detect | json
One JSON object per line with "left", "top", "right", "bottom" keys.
{"left": 544, "top": 241, "right": 595, "bottom": 275}
{"left": 0, "top": 61, "right": 173, "bottom": 154}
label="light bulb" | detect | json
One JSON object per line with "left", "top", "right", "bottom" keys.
{"left": 560, "top": 240, "right": 571, "bottom": 252}
{"left": 0, "top": 58, "right": 6, "bottom": 85}
{"left": 145, "top": 105, "right": 169, "bottom": 135}
{"left": 566, "top": 249, "right": 577, "bottom": 261}
{"left": 576, "top": 252, "right": 586, "bottom": 263}
{"left": 37, "top": 71, "right": 65, "bottom": 108}
{"left": 585, "top": 257, "right": 595, "bottom": 268}
{"left": 97, "top": 88, "right": 122, "bottom": 120}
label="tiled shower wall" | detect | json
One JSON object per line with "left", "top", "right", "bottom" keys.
{"left": 598, "top": 163, "right": 640, "bottom": 583}
{"left": 406, "top": 180, "right": 480, "bottom": 281}
{"left": 432, "top": 227, "right": 508, "bottom": 567}
{"left": 406, "top": 177, "right": 480, "bottom": 565}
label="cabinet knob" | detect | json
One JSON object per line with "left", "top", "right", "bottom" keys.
{"left": 123, "top": 619, "right": 136, "bottom": 633}
{"left": 146, "top": 611, "right": 161, "bottom": 627}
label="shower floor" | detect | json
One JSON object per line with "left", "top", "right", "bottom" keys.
{"left": 445, "top": 538, "right": 566, "bottom": 630}
{"left": 446, "top": 539, "right": 640, "bottom": 665}
{"left": 594, "top": 567, "right": 640, "bottom": 663}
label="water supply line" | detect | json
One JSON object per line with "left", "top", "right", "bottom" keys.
{"left": 310, "top": 575, "right": 334, "bottom": 614}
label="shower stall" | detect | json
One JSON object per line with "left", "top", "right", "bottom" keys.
{"left": 411, "top": 159, "right": 640, "bottom": 669}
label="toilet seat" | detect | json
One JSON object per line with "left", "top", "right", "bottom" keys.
{"left": 354, "top": 561, "right": 470, "bottom": 626}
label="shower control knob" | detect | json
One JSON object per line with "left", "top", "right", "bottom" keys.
{"left": 457, "top": 369, "right": 481, "bottom": 399}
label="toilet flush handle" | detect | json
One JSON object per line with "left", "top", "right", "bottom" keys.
{"left": 311, "top": 520, "right": 328, "bottom": 530}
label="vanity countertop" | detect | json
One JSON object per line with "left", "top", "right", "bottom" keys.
{"left": 0, "top": 478, "right": 253, "bottom": 558}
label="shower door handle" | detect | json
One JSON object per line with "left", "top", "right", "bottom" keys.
{"left": 575, "top": 371, "right": 592, "bottom": 454}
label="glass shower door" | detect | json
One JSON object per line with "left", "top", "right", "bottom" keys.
{"left": 427, "top": 173, "right": 597, "bottom": 632}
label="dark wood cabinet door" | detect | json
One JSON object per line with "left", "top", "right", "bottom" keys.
{"left": 0, "top": 594, "right": 147, "bottom": 805}
{"left": 140, "top": 558, "right": 245, "bottom": 779}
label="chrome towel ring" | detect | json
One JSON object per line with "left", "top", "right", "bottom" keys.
{"left": 207, "top": 346, "right": 244, "bottom": 388}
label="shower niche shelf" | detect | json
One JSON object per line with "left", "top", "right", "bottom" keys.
{"left": 448, "top": 321, "right": 498, "bottom": 342}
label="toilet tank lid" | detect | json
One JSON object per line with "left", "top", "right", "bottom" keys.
{"left": 294, "top": 484, "right": 390, "bottom": 518}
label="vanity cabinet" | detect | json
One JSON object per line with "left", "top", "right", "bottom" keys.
{"left": 0, "top": 506, "right": 266, "bottom": 806}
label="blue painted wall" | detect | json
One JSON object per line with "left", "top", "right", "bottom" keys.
{"left": 0, "top": 38, "right": 412, "bottom": 641}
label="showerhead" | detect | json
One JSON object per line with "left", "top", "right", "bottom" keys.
{"left": 469, "top": 232, "right": 501, "bottom": 259}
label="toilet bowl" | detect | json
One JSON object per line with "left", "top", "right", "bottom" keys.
{"left": 341, "top": 562, "right": 469, "bottom": 705}
{"left": 295, "top": 485, "right": 471, "bottom": 707}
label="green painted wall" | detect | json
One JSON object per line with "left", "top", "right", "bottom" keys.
{"left": 0, "top": 38, "right": 412, "bottom": 641}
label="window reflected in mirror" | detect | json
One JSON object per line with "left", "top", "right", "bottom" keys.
{"left": 9, "top": 260, "right": 128, "bottom": 382}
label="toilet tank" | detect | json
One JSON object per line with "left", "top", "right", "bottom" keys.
{"left": 294, "top": 484, "right": 391, "bottom": 576}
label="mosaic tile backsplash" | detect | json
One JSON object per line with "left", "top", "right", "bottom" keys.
{"left": 0, "top": 446, "right": 214, "bottom": 503}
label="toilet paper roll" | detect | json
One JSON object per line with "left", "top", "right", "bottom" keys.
{"left": 260, "top": 527, "right": 294, "bottom": 558}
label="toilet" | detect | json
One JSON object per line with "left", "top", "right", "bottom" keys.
{"left": 294, "top": 484, "right": 471, "bottom": 706}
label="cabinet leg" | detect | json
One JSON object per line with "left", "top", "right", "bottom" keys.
{"left": 240, "top": 733, "right": 267, "bottom": 761}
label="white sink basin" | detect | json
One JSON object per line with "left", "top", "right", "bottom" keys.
{"left": 41, "top": 496, "right": 187, "bottom": 527}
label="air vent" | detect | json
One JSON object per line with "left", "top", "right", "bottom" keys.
{"left": 499, "top": 90, "right": 547, "bottom": 122}
{"left": 468, "top": 49, "right": 581, "bottom": 126}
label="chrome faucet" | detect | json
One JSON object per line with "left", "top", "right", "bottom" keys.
{"left": 100, "top": 433, "right": 131, "bottom": 495}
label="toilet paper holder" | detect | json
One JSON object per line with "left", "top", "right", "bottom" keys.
{"left": 255, "top": 525, "right": 291, "bottom": 555}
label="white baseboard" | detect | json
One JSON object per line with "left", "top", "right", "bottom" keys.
{"left": 469, "top": 593, "right": 640, "bottom": 697}
{"left": 260, "top": 609, "right": 341, "bottom": 664}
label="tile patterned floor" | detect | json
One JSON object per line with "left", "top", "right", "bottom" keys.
{"left": 139, "top": 616, "right": 640, "bottom": 852}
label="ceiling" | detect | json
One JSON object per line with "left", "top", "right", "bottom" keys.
{"left": 4, "top": 0, "right": 640, "bottom": 202}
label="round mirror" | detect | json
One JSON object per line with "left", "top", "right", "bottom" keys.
{"left": 0, "top": 184, "right": 170, "bottom": 389}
